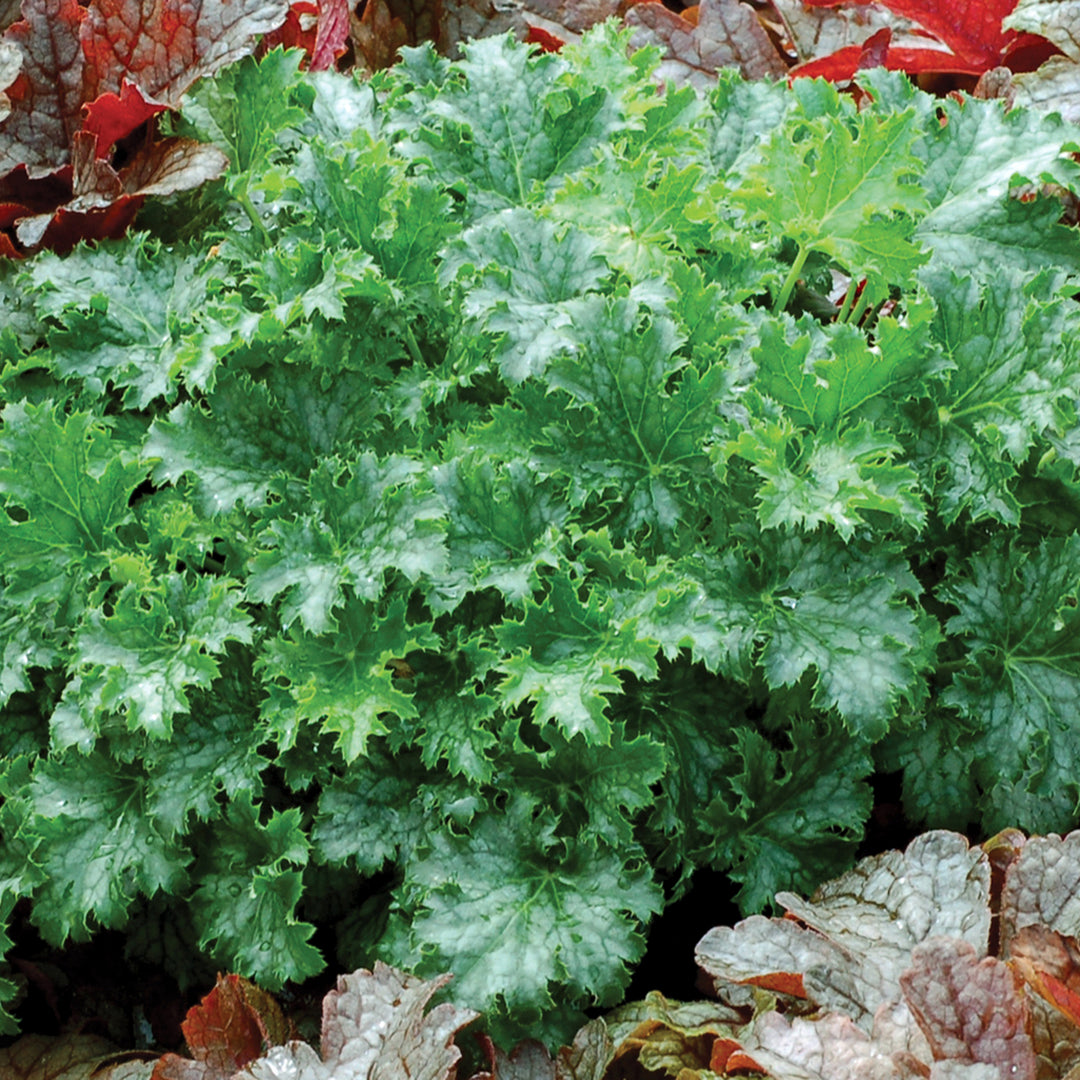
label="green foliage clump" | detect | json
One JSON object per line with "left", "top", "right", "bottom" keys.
{"left": 2, "top": 27, "right": 1080, "bottom": 1044}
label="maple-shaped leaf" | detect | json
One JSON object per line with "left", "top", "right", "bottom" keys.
{"left": 60, "top": 575, "right": 253, "bottom": 742}
{"left": 755, "top": 535, "right": 928, "bottom": 738}
{"left": 751, "top": 309, "right": 930, "bottom": 431}
{"left": 391, "top": 33, "right": 622, "bottom": 221}
{"left": 704, "top": 719, "right": 873, "bottom": 912}
{"left": 526, "top": 294, "right": 730, "bottom": 536}
{"left": 496, "top": 574, "right": 659, "bottom": 744}
{"left": 247, "top": 454, "right": 447, "bottom": 635}
{"left": 707, "top": 69, "right": 795, "bottom": 178}
{"left": 0, "top": 399, "right": 144, "bottom": 600}
{"left": 292, "top": 126, "right": 455, "bottom": 291}
{"left": 729, "top": 418, "right": 925, "bottom": 538}
{"left": 733, "top": 78, "right": 927, "bottom": 311}
{"left": 877, "top": 705, "right": 981, "bottom": 830}
{"left": 258, "top": 596, "right": 438, "bottom": 762}
{"left": 27, "top": 750, "right": 189, "bottom": 942}
{"left": 242, "top": 964, "right": 477, "bottom": 1080}
{"left": 152, "top": 973, "right": 288, "bottom": 1080}
{"left": 696, "top": 831, "right": 991, "bottom": 1024}
{"left": 141, "top": 664, "right": 269, "bottom": 837}
{"left": 908, "top": 90, "right": 1080, "bottom": 278}
{"left": 427, "top": 453, "right": 568, "bottom": 614}
{"left": 498, "top": 722, "right": 666, "bottom": 847}
{"left": 311, "top": 748, "right": 437, "bottom": 875}
{"left": 188, "top": 793, "right": 322, "bottom": 990}
{"left": 383, "top": 631, "right": 503, "bottom": 783}
{"left": 548, "top": 156, "right": 717, "bottom": 280}
{"left": 177, "top": 49, "right": 309, "bottom": 189}
{"left": 146, "top": 365, "right": 385, "bottom": 516}
{"left": 383, "top": 797, "right": 663, "bottom": 1018}
{"left": 26, "top": 238, "right": 255, "bottom": 407}
{"left": 624, "top": 0, "right": 787, "bottom": 88}
{"left": 915, "top": 268, "right": 1080, "bottom": 526}
{"left": 941, "top": 536, "right": 1080, "bottom": 834}
{"left": 442, "top": 207, "right": 610, "bottom": 383}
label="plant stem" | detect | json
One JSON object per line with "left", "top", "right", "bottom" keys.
{"left": 848, "top": 286, "right": 872, "bottom": 326}
{"left": 402, "top": 321, "right": 424, "bottom": 367}
{"left": 836, "top": 280, "right": 856, "bottom": 323}
{"left": 774, "top": 245, "right": 810, "bottom": 314}
{"left": 237, "top": 188, "right": 271, "bottom": 246}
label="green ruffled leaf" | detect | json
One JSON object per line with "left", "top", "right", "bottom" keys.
{"left": 442, "top": 208, "right": 610, "bottom": 382}
{"left": 756, "top": 536, "right": 930, "bottom": 738}
{"left": 496, "top": 575, "right": 659, "bottom": 744}
{"left": 188, "top": 792, "right": 321, "bottom": 990}
{"left": 26, "top": 240, "right": 256, "bottom": 407}
{"left": 942, "top": 535, "right": 1080, "bottom": 834}
{"left": 0, "top": 401, "right": 145, "bottom": 599}
{"left": 57, "top": 575, "right": 253, "bottom": 743}
{"left": 427, "top": 453, "right": 568, "bottom": 613}
{"left": 259, "top": 597, "right": 437, "bottom": 762}
{"left": 733, "top": 80, "right": 928, "bottom": 300}
{"left": 704, "top": 719, "right": 874, "bottom": 912}
{"left": 27, "top": 753, "right": 189, "bottom": 942}
{"left": 385, "top": 797, "right": 663, "bottom": 1018}
{"left": 248, "top": 455, "right": 447, "bottom": 634}
{"left": 392, "top": 34, "right": 623, "bottom": 220}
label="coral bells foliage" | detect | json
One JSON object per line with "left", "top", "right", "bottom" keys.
{"left": 0, "top": 0, "right": 290, "bottom": 257}
{"left": 5, "top": 26, "right": 1080, "bottom": 1048}
{"left": 789, "top": 0, "right": 1056, "bottom": 81}
{"left": 693, "top": 830, "right": 1080, "bottom": 1079}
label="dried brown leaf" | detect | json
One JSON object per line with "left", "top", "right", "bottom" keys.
{"left": 1011, "top": 925, "right": 1080, "bottom": 1030}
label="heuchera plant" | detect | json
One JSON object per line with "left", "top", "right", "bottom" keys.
{"left": 693, "top": 829, "right": 1080, "bottom": 1079}
{"left": 0, "top": 0, "right": 290, "bottom": 256}
{"left": 1, "top": 25, "right": 1080, "bottom": 1045}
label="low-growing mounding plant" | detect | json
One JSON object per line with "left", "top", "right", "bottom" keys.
{"left": 2, "top": 23, "right": 1080, "bottom": 1045}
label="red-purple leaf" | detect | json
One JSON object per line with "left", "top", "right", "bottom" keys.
{"left": 309, "top": 0, "right": 348, "bottom": 69}
{"left": 0, "top": 0, "right": 286, "bottom": 253}
{"left": 799, "top": 0, "right": 1055, "bottom": 78}
{"left": 794, "top": 42, "right": 983, "bottom": 78}
{"left": 151, "top": 973, "right": 288, "bottom": 1080}
{"left": 1010, "top": 925, "right": 1080, "bottom": 1029}
{"left": 83, "top": 82, "right": 164, "bottom": 158}
{"left": 81, "top": 0, "right": 288, "bottom": 106}
{"left": 624, "top": 0, "right": 788, "bottom": 86}
{"left": 0, "top": 0, "right": 86, "bottom": 176}
{"left": 258, "top": 0, "right": 348, "bottom": 70}
{"left": 901, "top": 938, "right": 1036, "bottom": 1079}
